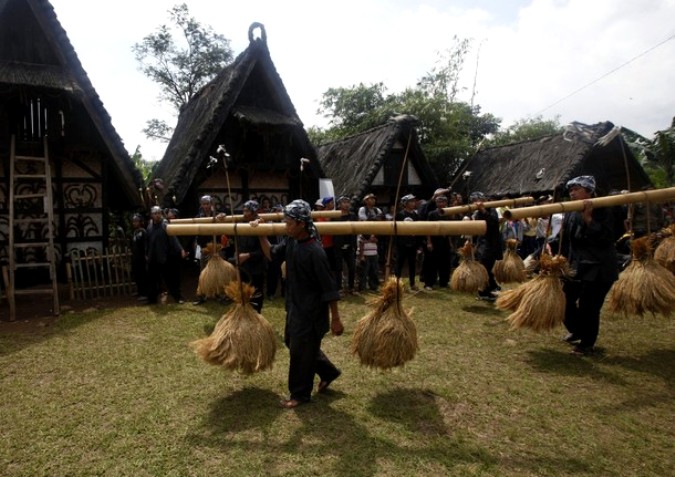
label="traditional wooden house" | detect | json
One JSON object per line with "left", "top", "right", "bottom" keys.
{"left": 150, "top": 23, "right": 322, "bottom": 215}
{"left": 451, "top": 121, "right": 652, "bottom": 200}
{"left": 317, "top": 114, "right": 438, "bottom": 209}
{"left": 0, "top": 0, "right": 144, "bottom": 275}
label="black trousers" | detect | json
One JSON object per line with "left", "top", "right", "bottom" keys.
{"left": 335, "top": 246, "right": 356, "bottom": 290}
{"left": 285, "top": 329, "right": 340, "bottom": 402}
{"left": 424, "top": 244, "right": 451, "bottom": 287}
{"left": 563, "top": 279, "right": 613, "bottom": 348}
{"left": 395, "top": 245, "right": 418, "bottom": 286}
{"left": 147, "top": 260, "right": 182, "bottom": 303}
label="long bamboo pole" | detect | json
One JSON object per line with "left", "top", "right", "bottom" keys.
{"left": 167, "top": 220, "right": 487, "bottom": 237}
{"left": 503, "top": 187, "right": 675, "bottom": 220}
{"left": 440, "top": 196, "right": 535, "bottom": 216}
{"left": 170, "top": 210, "right": 342, "bottom": 224}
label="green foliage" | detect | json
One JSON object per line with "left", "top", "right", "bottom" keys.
{"left": 488, "top": 115, "right": 564, "bottom": 146}
{"left": 130, "top": 145, "right": 158, "bottom": 181}
{"left": 133, "top": 3, "right": 233, "bottom": 141}
{"left": 312, "top": 38, "right": 500, "bottom": 181}
{"left": 623, "top": 118, "right": 675, "bottom": 187}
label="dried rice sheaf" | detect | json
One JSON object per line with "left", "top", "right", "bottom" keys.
{"left": 351, "top": 277, "right": 418, "bottom": 370}
{"left": 493, "top": 239, "right": 527, "bottom": 284}
{"left": 196, "top": 253, "right": 237, "bottom": 297}
{"left": 654, "top": 224, "right": 675, "bottom": 274}
{"left": 191, "top": 281, "right": 277, "bottom": 374}
{"left": 450, "top": 242, "right": 489, "bottom": 293}
{"left": 496, "top": 253, "right": 571, "bottom": 332}
{"left": 608, "top": 236, "right": 675, "bottom": 317}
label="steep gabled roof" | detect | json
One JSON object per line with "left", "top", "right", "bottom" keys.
{"left": 451, "top": 121, "right": 652, "bottom": 198}
{"left": 317, "top": 115, "right": 437, "bottom": 200}
{"left": 152, "top": 23, "right": 319, "bottom": 205}
{"left": 0, "top": 0, "right": 143, "bottom": 207}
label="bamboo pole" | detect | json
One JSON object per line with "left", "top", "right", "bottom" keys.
{"left": 167, "top": 220, "right": 487, "bottom": 237}
{"left": 440, "top": 196, "right": 535, "bottom": 216}
{"left": 503, "top": 187, "right": 675, "bottom": 220}
{"left": 170, "top": 210, "right": 342, "bottom": 224}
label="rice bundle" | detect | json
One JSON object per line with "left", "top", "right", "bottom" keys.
{"left": 492, "top": 239, "right": 527, "bottom": 284}
{"left": 351, "top": 277, "right": 418, "bottom": 370}
{"left": 196, "top": 243, "right": 237, "bottom": 297}
{"left": 608, "top": 236, "right": 675, "bottom": 317}
{"left": 654, "top": 225, "right": 675, "bottom": 274}
{"left": 496, "top": 253, "right": 571, "bottom": 332}
{"left": 450, "top": 242, "right": 489, "bottom": 293}
{"left": 191, "top": 281, "right": 277, "bottom": 374}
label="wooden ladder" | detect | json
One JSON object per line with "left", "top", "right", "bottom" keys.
{"left": 5, "top": 135, "right": 60, "bottom": 321}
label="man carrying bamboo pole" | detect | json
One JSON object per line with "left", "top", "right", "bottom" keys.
{"left": 259, "top": 200, "right": 344, "bottom": 409}
{"left": 553, "top": 176, "right": 619, "bottom": 356}
{"left": 470, "top": 192, "right": 502, "bottom": 301}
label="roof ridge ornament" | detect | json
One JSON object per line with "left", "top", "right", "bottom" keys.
{"left": 248, "top": 22, "right": 267, "bottom": 44}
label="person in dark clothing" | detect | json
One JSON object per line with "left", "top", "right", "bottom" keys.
{"left": 423, "top": 195, "right": 454, "bottom": 289}
{"left": 130, "top": 213, "right": 148, "bottom": 300}
{"left": 333, "top": 196, "right": 358, "bottom": 294}
{"left": 555, "top": 176, "right": 618, "bottom": 355}
{"left": 394, "top": 194, "right": 422, "bottom": 290}
{"left": 471, "top": 191, "right": 503, "bottom": 301}
{"left": 231, "top": 200, "right": 268, "bottom": 313}
{"left": 146, "top": 206, "right": 186, "bottom": 304}
{"left": 260, "top": 199, "right": 344, "bottom": 409}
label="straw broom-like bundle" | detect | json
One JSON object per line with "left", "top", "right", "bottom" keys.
{"left": 351, "top": 277, "right": 418, "bottom": 370}
{"left": 450, "top": 242, "right": 489, "bottom": 293}
{"left": 190, "top": 281, "right": 277, "bottom": 374}
{"left": 492, "top": 239, "right": 527, "bottom": 284}
{"left": 607, "top": 236, "right": 675, "bottom": 317}
{"left": 496, "top": 253, "right": 571, "bottom": 332}
{"left": 196, "top": 243, "right": 237, "bottom": 297}
{"left": 654, "top": 225, "right": 675, "bottom": 274}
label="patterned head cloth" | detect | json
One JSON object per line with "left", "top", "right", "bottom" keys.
{"left": 132, "top": 213, "right": 144, "bottom": 222}
{"left": 322, "top": 196, "right": 334, "bottom": 206}
{"left": 338, "top": 195, "right": 351, "bottom": 204}
{"left": 566, "top": 175, "right": 596, "bottom": 192}
{"left": 243, "top": 200, "right": 259, "bottom": 212}
{"left": 199, "top": 195, "right": 213, "bottom": 205}
{"left": 469, "top": 191, "right": 486, "bottom": 202}
{"left": 284, "top": 199, "right": 318, "bottom": 238}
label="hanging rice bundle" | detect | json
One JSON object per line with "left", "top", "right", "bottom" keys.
{"left": 191, "top": 281, "right": 277, "bottom": 374}
{"left": 608, "top": 236, "right": 675, "bottom": 317}
{"left": 196, "top": 243, "right": 237, "bottom": 297}
{"left": 450, "top": 242, "right": 489, "bottom": 293}
{"left": 654, "top": 225, "right": 675, "bottom": 274}
{"left": 492, "top": 239, "right": 527, "bottom": 284}
{"left": 497, "top": 253, "right": 571, "bottom": 332}
{"left": 351, "top": 277, "right": 418, "bottom": 370}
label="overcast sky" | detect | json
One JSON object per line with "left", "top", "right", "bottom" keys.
{"left": 48, "top": 0, "right": 675, "bottom": 162}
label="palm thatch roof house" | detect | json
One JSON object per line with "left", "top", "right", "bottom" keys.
{"left": 0, "top": 0, "right": 144, "bottom": 267}
{"left": 451, "top": 121, "right": 652, "bottom": 200}
{"left": 317, "top": 115, "right": 438, "bottom": 208}
{"left": 150, "top": 23, "right": 321, "bottom": 214}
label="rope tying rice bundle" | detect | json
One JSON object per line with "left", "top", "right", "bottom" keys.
{"left": 497, "top": 253, "right": 572, "bottom": 332}
{"left": 608, "top": 236, "right": 675, "bottom": 317}
{"left": 492, "top": 239, "right": 527, "bottom": 284}
{"left": 196, "top": 243, "right": 237, "bottom": 297}
{"left": 190, "top": 281, "right": 277, "bottom": 374}
{"left": 351, "top": 277, "right": 418, "bottom": 370}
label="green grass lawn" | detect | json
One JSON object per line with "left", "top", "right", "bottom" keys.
{"left": 1, "top": 288, "right": 673, "bottom": 476}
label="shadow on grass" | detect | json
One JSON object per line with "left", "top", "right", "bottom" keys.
{"left": 187, "top": 385, "right": 497, "bottom": 476}
{"left": 524, "top": 348, "right": 627, "bottom": 385}
{"left": 595, "top": 348, "right": 675, "bottom": 411}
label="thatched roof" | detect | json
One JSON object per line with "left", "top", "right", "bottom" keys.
{"left": 0, "top": 0, "right": 144, "bottom": 207}
{"left": 451, "top": 121, "right": 652, "bottom": 198}
{"left": 152, "top": 23, "right": 320, "bottom": 206}
{"left": 317, "top": 115, "right": 438, "bottom": 202}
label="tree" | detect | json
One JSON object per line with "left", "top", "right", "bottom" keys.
{"left": 132, "top": 3, "right": 233, "bottom": 142}
{"left": 488, "top": 116, "right": 564, "bottom": 146}
{"left": 312, "top": 38, "right": 500, "bottom": 181}
{"left": 625, "top": 118, "right": 675, "bottom": 188}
